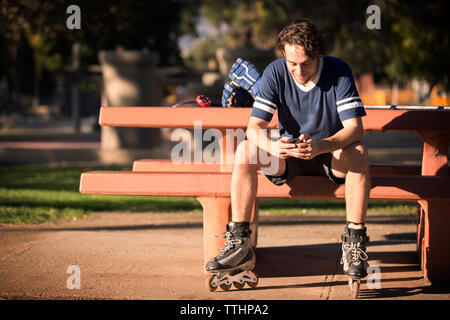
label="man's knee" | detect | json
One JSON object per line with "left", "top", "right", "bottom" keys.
{"left": 234, "top": 140, "right": 283, "bottom": 175}
{"left": 342, "top": 143, "right": 369, "bottom": 171}
{"left": 234, "top": 140, "right": 258, "bottom": 166}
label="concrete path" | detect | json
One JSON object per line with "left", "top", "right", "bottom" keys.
{"left": 1, "top": 212, "right": 449, "bottom": 300}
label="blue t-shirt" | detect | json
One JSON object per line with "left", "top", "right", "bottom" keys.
{"left": 251, "top": 56, "right": 366, "bottom": 140}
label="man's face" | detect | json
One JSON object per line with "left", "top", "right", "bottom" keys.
{"left": 284, "top": 43, "right": 319, "bottom": 85}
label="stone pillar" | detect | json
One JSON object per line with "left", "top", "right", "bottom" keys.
{"left": 99, "top": 50, "right": 164, "bottom": 149}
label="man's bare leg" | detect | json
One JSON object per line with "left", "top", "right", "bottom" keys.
{"left": 331, "top": 142, "right": 371, "bottom": 284}
{"left": 205, "top": 140, "right": 285, "bottom": 289}
{"left": 231, "top": 140, "right": 285, "bottom": 222}
{"left": 331, "top": 142, "right": 371, "bottom": 223}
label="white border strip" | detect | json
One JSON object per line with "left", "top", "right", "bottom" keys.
{"left": 337, "top": 101, "right": 364, "bottom": 113}
{"left": 256, "top": 96, "right": 277, "bottom": 108}
{"left": 337, "top": 96, "right": 361, "bottom": 105}
{"left": 254, "top": 101, "right": 276, "bottom": 114}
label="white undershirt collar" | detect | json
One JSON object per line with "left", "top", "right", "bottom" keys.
{"left": 290, "top": 57, "right": 323, "bottom": 92}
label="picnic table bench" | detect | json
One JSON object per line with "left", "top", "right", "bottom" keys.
{"left": 79, "top": 106, "right": 450, "bottom": 284}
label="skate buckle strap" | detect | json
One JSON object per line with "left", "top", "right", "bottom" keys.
{"left": 341, "top": 234, "right": 370, "bottom": 243}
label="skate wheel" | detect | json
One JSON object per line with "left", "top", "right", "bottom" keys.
{"left": 206, "top": 275, "right": 217, "bottom": 292}
{"left": 247, "top": 272, "right": 259, "bottom": 288}
{"left": 247, "top": 279, "right": 258, "bottom": 288}
{"left": 220, "top": 283, "right": 232, "bottom": 291}
{"left": 349, "top": 279, "right": 360, "bottom": 299}
{"left": 233, "top": 281, "right": 245, "bottom": 290}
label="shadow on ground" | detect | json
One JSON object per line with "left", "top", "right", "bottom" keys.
{"left": 251, "top": 233, "right": 449, "bottom": 298}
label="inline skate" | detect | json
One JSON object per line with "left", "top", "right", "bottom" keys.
{"left": 341, "top": 223, "right": 370, "bottom": 299}
{"left": 205, "top": 222, "right": 258, "bottom": 291}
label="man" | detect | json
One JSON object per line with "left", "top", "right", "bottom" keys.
{"left": 206, "top": 19, "right": 371, "bottom": 289}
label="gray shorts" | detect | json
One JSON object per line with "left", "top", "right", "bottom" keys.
{"left": 265, "top": 153, "right": 346, "bottom": 186}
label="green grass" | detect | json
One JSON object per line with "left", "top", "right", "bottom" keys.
{"left": 259, "top": 199, "right": 417, "bottom": 216}
{"left": 0, "top": 164, "right": 418, "bottom": 224}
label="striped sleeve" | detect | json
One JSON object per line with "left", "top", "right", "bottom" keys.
{"left": 251, "top": 96, "right": 277, "bottom": 121}
{"left": 336, "top": 96, "right": 365, "bottom": 121}
{"left": 250, "top": 66, "right": 278, "bottom": 122}
{"left": 335, "top": 63, "right": 366, "bottom": 121}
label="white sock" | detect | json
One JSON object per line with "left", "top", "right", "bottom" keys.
{"left": 348, "top": 223, "right": 364, "bottom": 229}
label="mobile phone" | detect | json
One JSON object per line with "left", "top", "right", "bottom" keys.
{"left": 283, "top": 138, "right": 300, "bottom": 143}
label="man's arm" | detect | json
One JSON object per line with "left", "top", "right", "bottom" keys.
{"left": 246, "top": 116, "right": 291, "bottom": 160}
{"left": 316, "top": 116, "right": 364, "bottom": 154}
{"left": 246, "top": 116, "right": 273, "bottom": 153}
{"left": 284, "top": 117, "right": 364, "bottom": 160}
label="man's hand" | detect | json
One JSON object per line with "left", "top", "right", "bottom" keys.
{"left": 275, "top": 137, "right": 292, "bottom": 160}
{"left": 279, "top": 134, "right": 320, "bottom": 160}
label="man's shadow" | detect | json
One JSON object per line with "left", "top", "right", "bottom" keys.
{"left": 255, "top": 243, "right": 341, "bottom": 278}
{"left": 252, "top": 233, "right": 450, "bottom": 298}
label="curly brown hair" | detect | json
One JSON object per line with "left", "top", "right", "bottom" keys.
{"left": 276, "top": 19, "right": 325, "bottom": 59}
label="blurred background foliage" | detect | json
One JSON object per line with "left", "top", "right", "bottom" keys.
{"left": 199, "top": 0, "right": 448, "bottom": 90}
{"left": 0, "top": 0, "right": 445, "bottom": 223}
{"left": 0, "top": 0, "right": 201, "bottom": 68}
{"left": 0, "top": 0, "right": 448, "bottom": 112}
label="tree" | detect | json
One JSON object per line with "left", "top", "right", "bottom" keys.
{"left": 384, "top": 0, "right": 449, "bottom": 94}
{"left": 201, "top": 0, "right": 448, "bottom": 97}
{"left": 0, "top": 0, "right": 201, "bottom": 110}
{"left": 201, "top": 0, "right": 290, "bottom": 49}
